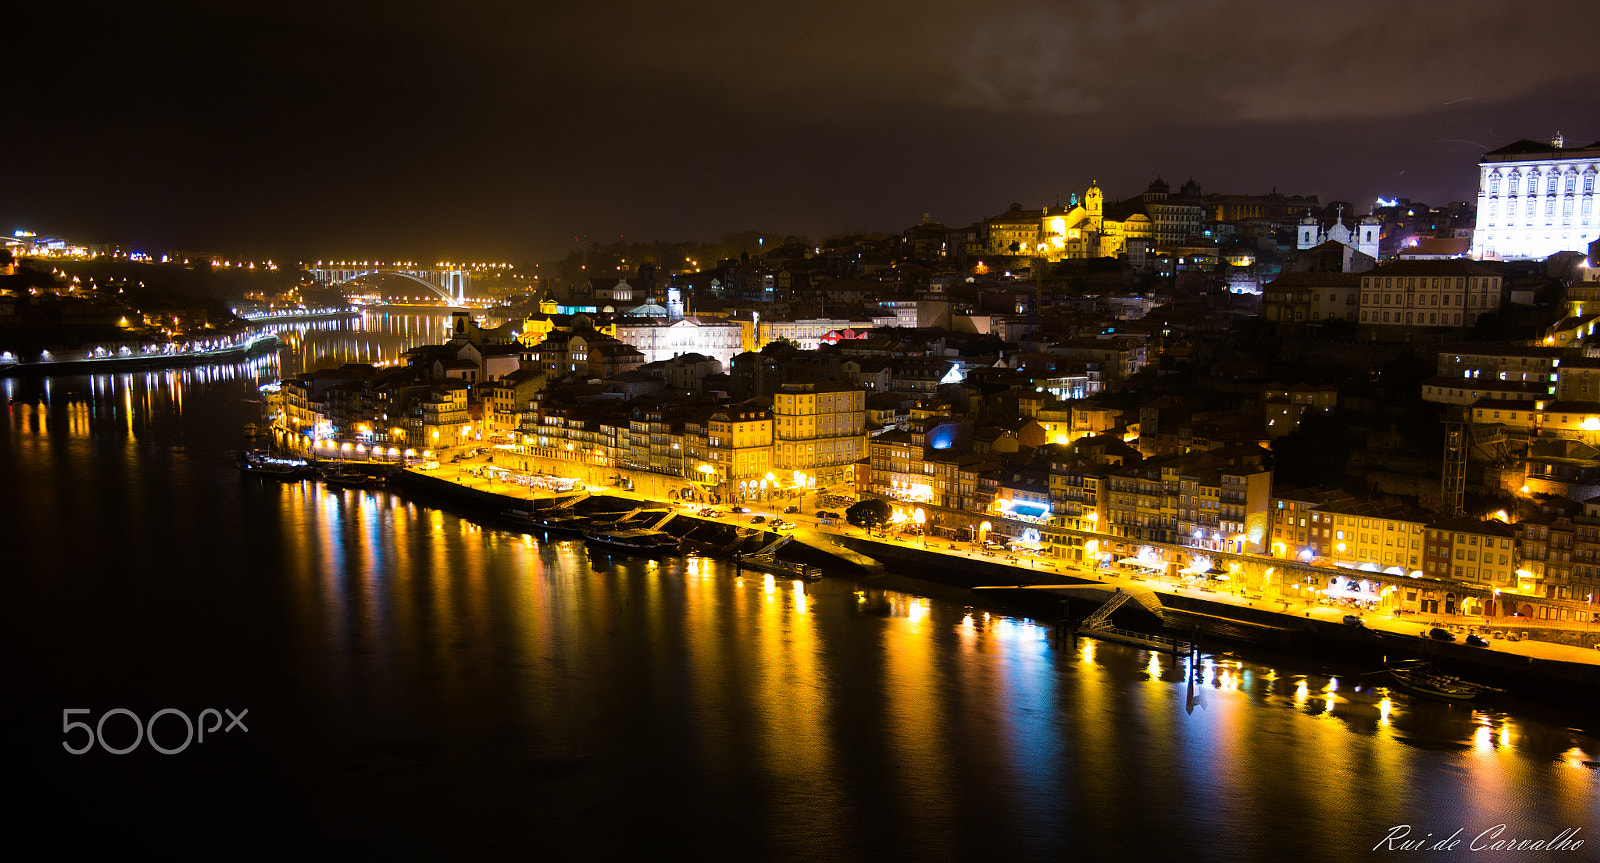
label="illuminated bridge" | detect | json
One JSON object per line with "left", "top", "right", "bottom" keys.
{"left": 308, "top": 267, "right": 472, "bottom": 303}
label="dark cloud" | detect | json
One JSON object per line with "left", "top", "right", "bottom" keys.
{"left": 4, "top": 1, "right": 1597, "bottom": 260}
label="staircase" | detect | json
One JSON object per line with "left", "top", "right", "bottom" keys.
{"left": 753, "top": 534, "right": 795, "bottom": 557}
{"left": 1082, "top": 589, "right": 1133, "bottom": 630}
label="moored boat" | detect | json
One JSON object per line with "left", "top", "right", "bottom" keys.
{"left": 733, "top": 552, "right": 824, "bottom": 581}
{"left": 1385, "top": 659, "right": 1501, "bottom": 701}
{"left": 318, "top": 463, "right": 382, "bottom": 489}
{"left": 238, "top": 450, "right": 314, "bottom": 480}
{"left": 537, "top": 513, "right": 591, "bottom": 533}
{"left": 583, "top": 526, "right": 682, "bottom": 555}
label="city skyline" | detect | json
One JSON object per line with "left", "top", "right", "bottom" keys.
{"left": 5, "top": 2, "right": 1598, "bottom": 262}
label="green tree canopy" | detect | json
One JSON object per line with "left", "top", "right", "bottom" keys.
{"left": 845, "top": 499, "right": 891, "bottom": 528}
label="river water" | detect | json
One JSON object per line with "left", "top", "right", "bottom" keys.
{"left": 6, "top": 313, "right": 1596, "bottom": 861}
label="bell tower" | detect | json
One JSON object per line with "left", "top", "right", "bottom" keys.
{"left": 1086, "top": 183, "right": 1103, "bottom": 232}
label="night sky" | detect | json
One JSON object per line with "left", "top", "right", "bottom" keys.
{"left": 7, "top": 1, "right": 1598, "bottom": 262}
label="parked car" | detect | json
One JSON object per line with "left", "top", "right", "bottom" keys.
{"left": 1465, "top": 633, "right": 1491, "bottom": 648}
{"left": 750, "top": 515, "right": 766, "bottom": 524}
{"left": 1428, "top": 627, "right": 1456, "bottom": 642}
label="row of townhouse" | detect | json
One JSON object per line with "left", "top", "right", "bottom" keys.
{"left": 1268, "top": 492, "right": 1596, "bottom": 625}
{"left": 1408, "top": 343, "right": 1600, "bottom": 407}
{"left": 275, "top": 363, "right": 478, "bottom": 453}
{"left": 521, "top": 381, "right": 867, "bottom": 499}
{"left": 1263, "top": 260, "right": 1505, "bottom": 333}
{"left": 869, "top": 426, "right": 1272, "bottom": 555}
{"left": 863, "top": 421, "right": 1592, "bottom": 624}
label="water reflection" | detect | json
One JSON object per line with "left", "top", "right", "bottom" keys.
{"left": 9, "top": 366, "right": 1600, "bottom": 859}
{"left": 264, "top": 308, "right": 458, "bottom": 377}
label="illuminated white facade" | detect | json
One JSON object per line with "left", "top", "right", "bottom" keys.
{"left": 612, "top": 316, "right": 743, "bottom": 365}
{"left": 1473, "top": 136, "right": 1600, "bottom": 261}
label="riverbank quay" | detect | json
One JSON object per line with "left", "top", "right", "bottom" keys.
{"left": 240, "top": 307, "right": 361, "bottom": 323}
{"left": 376, "top": 458, "right": 1600, "bottom": 704}
{"left": 0, "top": 332, "right": 279, "bottom": 376}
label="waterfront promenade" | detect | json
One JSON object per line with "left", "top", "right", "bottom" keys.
{"left": 410, "top": 450, "right": 1600, "bottom": 669}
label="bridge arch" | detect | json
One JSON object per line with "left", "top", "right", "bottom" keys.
{"left": 338, "top": 270, "right": 461, "bottom": 302}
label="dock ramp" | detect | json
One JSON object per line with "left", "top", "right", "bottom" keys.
{"left": 790, "top": 529, "right": 884, "bottom": 573}
{"left": 753, "top": 533, "right": 795, "bottom": 556}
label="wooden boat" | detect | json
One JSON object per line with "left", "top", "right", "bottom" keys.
{"left": 501, "top": 510, "right": 589, "bottom": 533}
{"left": 238, "top": 450, "right": 313, "bottom": 480}
{"left": 318, "top": 463, "right": 382, "bottom": 489}
{"left": 1385, "top": 659, "right": 1501, "bottom": 701}
{"left": 582, "top": 526, "right": 682, "bottom": 555}
{"left": 733, "top": 552, "right": 824, "bottom": 581}
{"left": 538, "top": 514, "right": 591, "bottom": 533}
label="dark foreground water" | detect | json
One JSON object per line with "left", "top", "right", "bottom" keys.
{"left": 5, "top": 356, "right": 1597, "bottom": 862}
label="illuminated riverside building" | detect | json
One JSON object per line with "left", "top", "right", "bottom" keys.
{"left": 773, "top": 380, "right": 867, "bottom": 485}
{"left": 868, "top": 417, "right": 1001, "bottom": 511}
{"left": 697, "top": 408, "right": 774, "bottom": 499}
{"left": 1472, "top": 136, "right": 1600, "bottom": 261}
{"left": 1518, "top": 501, "right": 1600, "bottom": 625}
{"left": 1101, "top": 446, "right": 1271, "bottom": 554}
{"left": 1426, "top": 516, "right": 1518, "bottom": 601}
{"left": 410, "top": 381, "right": 471, "bottom": 449}
{"left": 1308, "top": 499, "right": 1428, "bottom": 572}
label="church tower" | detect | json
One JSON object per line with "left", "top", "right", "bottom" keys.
{"left": 539, "top": 286, "right": 559, "bottom": 315}
{"left": 1297, "top": 215, "right": 1320, "bottom": 250}
{"left": 1085, "top": 183, "right": 1104, "bottom": 232}
{"left": 1357, "top": 216, "right": 1381, "bottom": 261}
{"left": 666, "top": 285, "right": 685, "bottom": 321}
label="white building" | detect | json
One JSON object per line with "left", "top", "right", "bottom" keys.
{"left": 1472, "top": 135, "right": 1600, "bottom": 261}
{"left": 1296, "top": 208, "right": 1380, "bottom": 263}
{"left": 612, "top": 317, "right": 744, "bottom": 365}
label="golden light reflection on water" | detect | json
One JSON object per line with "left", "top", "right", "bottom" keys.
{"left": 752, "top": 565, "right": 844, "bottom": 854}
{"left": 227, "top": 473, "right": 1599, "bottom": 855}
{"left": 883, "top": 589, "right": 955, "bottom": 857}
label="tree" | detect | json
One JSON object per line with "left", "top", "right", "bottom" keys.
{"left": 845, "top": 499, "right": 891, "bottom": 528}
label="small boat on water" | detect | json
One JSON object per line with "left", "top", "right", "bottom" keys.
{"left": 1385, "top": 659, "right": 1502, "bottom": 701}
{"left": 733, "top": 552, "right": 824, "bottom": 581}
{"left": 538, "top": 514, "right": 591, "bottom": 533}
{"left": 501, "top": 509, "right": 589, "bottom": 533}
{"left": 318, "top": 463, "right": 382, "bottom": 489}
{"left": 583, "top": 526, "right": 682, "bottom": 555}
{"left": 238, "top": 450, "right": 314, "bottom": 480}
